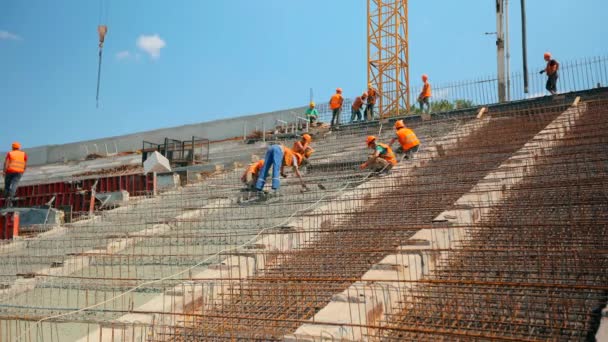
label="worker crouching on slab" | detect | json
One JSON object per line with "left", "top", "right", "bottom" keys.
{"left": 3, "top": 142, "right": 27, "bottom": 208}
{"left": 389, "top": 120, "right": 420, "bottom": 160}
{"left": 292, "top": 134, "right": 312, "bottom": 155}
{"left": 360, "top": 136, "right": 397, "bottom": 176}
{"left": 241, "top": 159, "right": 264, "bottom": 191}
{"left": 305, "top": 102, "right": 319, "bottom": 126}
{"left": 255, "top": 145, "right": 308, "bottom": 196}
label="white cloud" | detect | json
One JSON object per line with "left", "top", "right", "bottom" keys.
{"left": 0, "top": 30, "right": 22, "bottom": 41}
{"left": 115, "top": 50, "right": 131, "bottom": 60}
{"left": 136, "top": 34, "right": 166, "bottom": 59}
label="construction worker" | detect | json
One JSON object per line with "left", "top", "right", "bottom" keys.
{"left": 417, "top": 74, "right": 432, "bottom": 114}
{"left": 540, "top": 52, "right": 559, "bottom": 95}
{"left": 255, "top": 145, "right": 307, "bottom": 194}
{"left": 292, "top": 134, "right": 312, "bottom": 155}
{"left": 305, "top": 102, "right": 318, "bottom": 125}
{"left": 3, "top": 142, "right": 27, "bottom": 207}
{"left": 360, "top": 136, "right": 397, "bottom": 175}
{"left": 389, "top": 120, "right": 420, "bottom": 160}
{"left": 329, "top": 88, "right": 344, "bottom": 130}
{"left": 350, "top": 92, "right": 368, "bottom": 123}
{"left": 365, "top": 83, "right": 378, "bottom": 121}
{"left": 241, "top": 160, "right": 264, "bottom": 190}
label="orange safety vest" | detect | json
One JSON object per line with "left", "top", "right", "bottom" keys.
{"left": 367, "top": 89, "right": 377, "bottom": 104}
{"left": 396, "top": 128, "right": 420, "bottom": 151}
{"left": 421, "top": 82, "right": 431, "bottom": 98}
{"left": 545, "top": 59, "right": 559, "bottom": 75}
{"left": 5, "top": 150, "right": 26, "bottom": 173}
{"left": 247, "top": 160, "right": 264, "bottom": 175}
{"left": 377, "top": 143, "right": 397, "bottom": 165}
{"left": 282, "top": 146, "right": 303, "bottom": 167}
{"left": 352, "top": 96, "right": 365, "bottom": 110}
{"left": 329, "top": 94, "right": 344, "bottom": 110}
{"left": 292, "top": 140, "right": 309, "bottom": 155}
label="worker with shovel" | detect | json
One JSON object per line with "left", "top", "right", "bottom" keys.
{"left": 255, "top": 145, "right": 307, "bottom": 197}
{"left": 360, "top": 136, "right": 397, "bottom": 175}
{"left": 389, "top": 120, "right": 420, "bottom": 160}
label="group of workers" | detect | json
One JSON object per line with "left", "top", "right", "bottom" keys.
{"left": 305, "top": 52, "right": 559, "bottom": 128}
{"left": 2, "top": 142, "right": 27, "bottom": 208}
{"left": 243, "top": 119, "right": 420, "bottom": 194}
{"left": 305, "top": 77, "right": 433, "bottom": 130}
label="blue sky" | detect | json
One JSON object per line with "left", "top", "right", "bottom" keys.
{"left": 1, "top": 0, "right": 606, "bottom": 148}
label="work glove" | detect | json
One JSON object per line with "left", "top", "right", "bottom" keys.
{"left": 539, "top": 70, "right": 545, "bottom": 74}
{"left": 359, "top": 163, "right": 367, "bottom": 170}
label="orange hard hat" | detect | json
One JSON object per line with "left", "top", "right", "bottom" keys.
{"left": 336, "top": 88, "right": 342, "bottom": 93}
{"left": 310, "top": 101, "right": 315, "bottom": 107}
{"left": 422, "top": 74, "right": 428, "bottom": 81}
{"left": 362, "top": 92, "right": 368, "bottom": 97}
{"left": 366, "top": 135, "right": 376, "bottom": 146}
{"left": 394, "top": 120, "right": 405, "bottom": 129}
{"left": 544, "top": 52, "right": 551, "bottom": 59}
{"left": 11, "top": 142, "right": 21, "bottom": 149}
{"left": 302, "top": 134, "right": 312, "bottom": 142}
{"left": 367, "top": 83, "right": 373, "bottom": 88}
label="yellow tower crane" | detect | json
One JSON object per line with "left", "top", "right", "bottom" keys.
{"left": 368, "top": 0, "right": 410, "bottom": 118}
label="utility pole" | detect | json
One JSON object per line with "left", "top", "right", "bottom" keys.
{"left": 496, "top": 0, "right": 507, "bottom": 103}
{"left": 521, "top": 0, "right": 529, "bottom": 93}
{"left": 505, "top": 0, "right": 511, "bottom": 101}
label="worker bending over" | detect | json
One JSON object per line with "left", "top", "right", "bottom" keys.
{"left": 329, "top": 88, "right": 344, "bottom": 130}
{"left": 351, "top": 92, "right": 368, "bottom": 123}
{"left": 417, "top": 74, "right": 432, "bottom": 114}
{"left": 4, "top": 142, "right": 27, "bottom": 208}
{"left": 360, "top": 136, "right": 397, "bottom": 175}
{"left": 540, "top": 52, "right": 559, "bottom": 95}
{"left": 241, "top": 160, "right": 264, "bottom": 190}
{"left": 390, "top": 120, "right": 420, "bottom": 160}
{"left": 255, "top": 145, "right": 307, "bottom": 194}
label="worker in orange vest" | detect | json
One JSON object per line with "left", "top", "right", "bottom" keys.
{"left": 417, "top": 74, "right": 432, "bottom": 114}
{"left": 255, "top": 145, "right": 307, "bottom": 195}
{"left": 360, "top": 136, "right": 397, "bottom": 175}
{"left": 350, "top": 92, "right": 368, "bottom": 123}
{"left": 292, "top": 134, "right": 312, "bottom": 155}
{"left": 329, "top": 88, "right": 344, "bottom": 130}
{"left": 292, "top": 134, "right": 315, "bottom": 164}
{"left": 3, "top": 142, "right": 27, "bottom": 207}
{"left": 363, "top": 83, "right": 378, "bottom": 121}
{"left": 241, "top": 160, "right": 264, "bottom": 190}
{"left": 365, "top": 84, "right": 378, "bottom": 121}
{"left": 390, "top": 120, "right": 420, "bottom": 160}
{"left": 540, "top": 52, "right": 559, "bottom": 95}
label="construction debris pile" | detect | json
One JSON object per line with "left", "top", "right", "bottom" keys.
{"left": 0, "top": 90, "right": 606, "bottom": 341}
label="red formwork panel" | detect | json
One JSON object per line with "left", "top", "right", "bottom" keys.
{"left": 0, "top": 173, "right": 156, "bottom": 213}
{"left": 0, "top": 212, "right": 19, "bottom": 240}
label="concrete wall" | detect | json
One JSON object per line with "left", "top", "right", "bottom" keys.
{"left": 21, "top": 106, "right": 307, "bottom": 166}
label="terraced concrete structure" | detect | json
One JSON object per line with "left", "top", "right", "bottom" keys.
{"left": 0, "top": 89, "right": 607, "bottom": 341}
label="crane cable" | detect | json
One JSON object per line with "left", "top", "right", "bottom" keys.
{"left": 96, "top": 0, "right": 109, "bottom": 108}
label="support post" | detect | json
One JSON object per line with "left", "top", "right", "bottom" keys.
{"left": 496, "top": 0, "right": 507, "bottom": 102}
